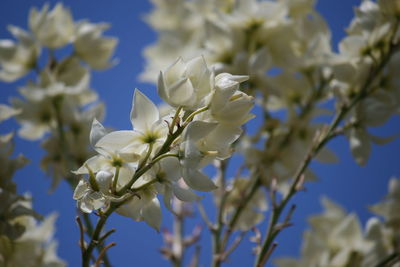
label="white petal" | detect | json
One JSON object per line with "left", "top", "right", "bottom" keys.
{"left": 142, "top": 197, "right": 162, "bottom": 231}
{"left": 95, "top": 170, "right": 113, "bottom": 194}
{"left": 157, "top": 71, "right": 169, "bottom": 103}
{"left": 73, "top": 155, "right": 108, "bottom": 175}
{"left": 183, "top": 169, "right": 217, "bottom": 192}
{"left": 183, "top": 121, "right": 218, "bottom": 141}
{"left": 90, "top": 118, "right": 107, "bottom": 147}
{"left": 130, "top": 89, "right": 159, "bottom": 133}
{"left": 0, "top": 104, "right": 21, "bottom": 122}
{"left": 172, "top": 183, "right": 201, "bottom": 202}
{"left": 168, "top": 78, "right": 195, "bottom": 107}
{"left": 89, "top": 192, "right": 106, "bottom": 210}
{"left": 73, "top": 180, "right": 89, "bottom": 200}
{"left": 79, "top": 199, "right": 93, "bottom": 213}
{"left": 160, "top": 157, "right": 181, "bottom": 182}
{"left": 96, "top": 130, "right": 139, "bottom": 151}
{"left": 349, "top": 128, "right": 371, "bottom": 166}
{"left": 116, "top": 197, "right": 142, "bottom": 220}
{"left": 163, "top": 186, "right": 173, "bottom": 212}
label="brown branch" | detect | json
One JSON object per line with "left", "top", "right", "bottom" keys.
{"left": 76, "top": 216, "right": 85, "bottom": 257}
{"left": 94, "top": 242, "right": 116, "bottom": 267}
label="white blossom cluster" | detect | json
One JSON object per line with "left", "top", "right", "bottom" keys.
{"left": 73, "top": 56, "right": 254, "bottom": 230}
{"left": 275, "top": 178, "right": 400, "bottom": 267}
{"left": 141, "top": 0, "right": 337, "bottom": 188}
{"left": 332, "top": 0, "right": 400, "bottom": 166}
{"left": 0, "top": 3, "right": 117, "bottom": 189}
{"left": 0, "top": 110, "right": 64, "bottom": 267}
{"left": 143, "top": 0, "right": 400, "bottom": 189}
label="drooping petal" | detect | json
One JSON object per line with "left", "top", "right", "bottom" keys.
{"left": 116, "top": 197, "right": 143, "bottom": 221}
{"left": 182, "top": 121, "right": 218, "bottom": 141}
{"left": 182, "top": 168, "right": 217, "bottom": 192}
{"left": 160, "top": 157, "right": 181, "bottom": 182}
{"left": 172, "top": 183, "right": 201, "bottom": 202}
{"left": 163, "top": 185, "right": 173, "bottom": 212}
{"left": 130, "top": 89, "right": 159, "bottom": 133}
{"left": 142, "top": 197, "right": 162, "bottom": 231}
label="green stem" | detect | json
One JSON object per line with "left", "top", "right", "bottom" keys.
{"left": 112, "top": 166, "right": 120, "bottom": 194}
{"left": 170, "top": 106, "right": 183, "bottom": 133}
{"left": 183, "top": 106, "right": 209, "bottom": 125}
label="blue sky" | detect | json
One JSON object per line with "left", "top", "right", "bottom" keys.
{"left": 0, "top": 0, "right": 399, "bottom": 266}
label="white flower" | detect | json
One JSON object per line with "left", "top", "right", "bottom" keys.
{"left": 74, "top": 21, "right": 118, "bottom": 69}
{"left": 74, "top": 119, "right": 138, "bottom": 190}
{"left": 73, "top": 179, "right": 107, "bottom": 213}
{"left": 91, "top": 89, "right": 168, "bottom": 167}
{"left": 133, "top": 157, "right": 200, "bottom": 211}
{"left": 3, "top": 213, "right": 65, "bottom": 267}
{"left": 0, "top": 26, "right": 39, "bottom": 82}
{"left": 209, "top": 73, "right": 254, "bottom": 125}
{"left": 158, "top": 56, "right": 214, "bottom": 109}
{"left": 29, "top": 3, "right": 74, "bottom": 48}
{"left": 370, "top": 178, "right": 400, "bottom": 227}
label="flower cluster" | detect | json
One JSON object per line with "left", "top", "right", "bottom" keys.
{"left": 331, "top": 0, "right": 400, "bottom": 166}
{"left": 0, "top": 110, "right": 64, "bottom": 266}
{"left": 73, "top": 56, "right": 253, "bottom": 230}
{"left": 143, "top": 0, "right": 400, "bottom": 191}
{"left": 0, "top": 3, "right": 117, "bottom": 82}
{"left": 0, "top": 3, "right": 117, "bottom": 189}
{"left": 275, "top": 178, "right": 400, "bottom": 267}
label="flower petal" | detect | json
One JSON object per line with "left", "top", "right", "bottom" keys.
{"left": 172, "top": 183, "right": 201, "bottom": 202}
{"left": 142, "top": 197, "right": 162, "bottom": 231}
{"left": 182, "top": 168, "right": 217, "bottom": 192}
{"left": 130, "top": 89, "right": 159, "bottom": 132}
{"left": 90, "top": 118, "right": 107, "bottom": 147}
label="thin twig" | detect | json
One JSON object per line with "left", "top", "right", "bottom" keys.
{"left": 94, "top": 242, "right": 116, "bottom": 267}
{"left": 98, "top": 229, "right": 116, "bottom": 245}
{"left": 76, "top": 216, "right": 85, "bottom": 256}
{"left": 197, "top": 202, "right": 214, "bottom": 231}
{"left": 221, "top": 232, "right": 246, "bottom": 262}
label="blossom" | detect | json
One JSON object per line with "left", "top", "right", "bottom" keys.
{"left": 73, "top": 170, "right": 113, "bottom": 213}
{"left": 370, "top": 178, "right": 400, "bottom": 228}
{"left": 0, "top": 26, "right": 39, "bottom": 82}
{"left": 29, "top": 3, "right": 74, "bottom": 48}
{"left": 133, "top": 157, "right": 200, "bottom": 212}
{"left": 74, "top": 21, "right": 118, "bottom": 69}
{"left": 158, "top": 56, "right": 214, "bottom": 109}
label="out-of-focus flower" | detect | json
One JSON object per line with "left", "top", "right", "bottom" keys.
{"left": 29, "top": 3, "right": 74, "bottom": 49}
{"left": 0, "top": 26, "right": 39, "bottom": 82}
{"left": 74, "top": 21, "right": 118, "bottom": 69}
